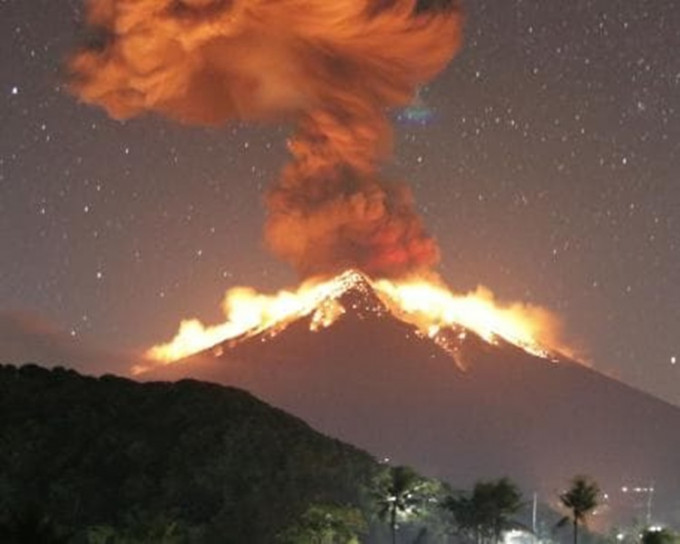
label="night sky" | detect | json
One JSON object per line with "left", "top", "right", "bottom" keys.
{"left": 1, "top": 1, "right": 679, "bottom": 405}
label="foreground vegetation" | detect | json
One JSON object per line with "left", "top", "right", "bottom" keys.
{"left": 1, "top": 364, "right": 677, "bottom": 544}
{"left": 0, "top": 364, "right": 377, "bottom": 543}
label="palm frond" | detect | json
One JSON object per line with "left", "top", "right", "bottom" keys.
{"left": 554, "top": 516, "right": 570, "bottom": 530}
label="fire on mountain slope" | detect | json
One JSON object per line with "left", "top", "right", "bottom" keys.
{"left": 142, "top": 270, "right": 572, "bottom": 372}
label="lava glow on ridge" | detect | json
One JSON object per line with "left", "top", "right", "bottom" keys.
{"left": 141, "top": 270, "right": 571, "bottom": 373}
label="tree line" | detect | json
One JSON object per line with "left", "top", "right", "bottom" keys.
{"left": 280, "top": 469, "right": 678, "bottom": 544}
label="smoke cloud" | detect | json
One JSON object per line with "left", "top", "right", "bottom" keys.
{"left": 70, "top": 0, "right": 462, "bottom": 278}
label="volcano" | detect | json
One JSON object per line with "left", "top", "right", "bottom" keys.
{"left": 148, "top": 270, "right": 680, "bottom": 526}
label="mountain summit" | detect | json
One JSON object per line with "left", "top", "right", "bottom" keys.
{"left": 171, "top": 269, "right": 558, "bottom": 369}
{"left": 149, "top": 271, "right": 680, "bottom": 527}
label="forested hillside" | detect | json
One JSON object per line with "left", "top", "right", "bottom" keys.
{"left": 0, "top": 364, "right": 378, "bottom": 543}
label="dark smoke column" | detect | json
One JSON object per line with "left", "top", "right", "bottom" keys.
{"left": 70, "top": 0, "right": 462, "bottom": 279}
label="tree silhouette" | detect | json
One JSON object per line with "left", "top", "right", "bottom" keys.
{"left": 641, "top": 527, "right": 678, "bottom": 544}
{"left": 372, "top": 465, "right": 425, "bottom": 544}
{"left": 0, "top": 503, "right": 72, "bottom": 544}
{"left": 556, "top": 476, "right": 600, "bottom": 544}
{"left": 444, "top": 477, "right": 523, "bottom": 544}
{"left": 277, "top": 503, "right": 366, "bottom": 544}
{"left": 444, "top": 491, "right": 479, "bottom": 543}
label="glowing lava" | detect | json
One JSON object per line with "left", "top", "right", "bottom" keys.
{"left": 143, "top": 270, "right": 570, "bottom": 371}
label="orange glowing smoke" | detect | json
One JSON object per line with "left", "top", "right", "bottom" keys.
{"left": 69, "top": 0, "right": 462, "bottom": 278}
{"left": 69, "top": 2, "right": 576, "bottom": 370}
{"left": 144, "top": 270, "right": 570, "bottom": 368}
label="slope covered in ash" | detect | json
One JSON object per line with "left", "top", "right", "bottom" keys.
{"left": 0, "top": 364, "right": 378, "bottom": 543}
{"left": 151, "top": 274, "right": 680, "bottom": 527}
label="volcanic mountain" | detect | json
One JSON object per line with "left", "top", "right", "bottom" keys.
{"left": 148, "top": 271, "right": 680, "bottom": 526}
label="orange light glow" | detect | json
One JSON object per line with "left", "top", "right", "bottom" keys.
{"left": 374, "top": 280, "right": 563, "bottom": 358}
{"left": 142, "top": 270, "right": 572, "bottom": 371}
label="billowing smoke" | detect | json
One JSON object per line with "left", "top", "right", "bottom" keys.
{"left": 70, "top": 0, "right": 462, "bottom": 278}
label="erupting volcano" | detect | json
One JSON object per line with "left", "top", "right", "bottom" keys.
{"left": 142, "top": 269, "right": 569, "bottom": 372}
{"left": 68, "top": 0, "right": 574, "bottom": 375}
{"left": 70, "top": 0, "right": 583, "bottom": 464}
{"left": 67, "top": 1, "right": 680, "bottom": 527}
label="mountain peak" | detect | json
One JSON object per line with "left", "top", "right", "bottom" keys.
{"left": 306, "top": 269, "right": 384, "bottom": 308}
{"left": 221, "top": 269, "right": 394, "bottom": 349}
{"left": 145, "top": 267, "right": 566, "bottom": 369}
{"left": 160, "top": 268, "right": 561, "bottom": 370}
{"left": 330, "top": 268, "right": 373, "bottom": 287}
{"left": 326, "top": 269, "right": 390, "bottom": 314}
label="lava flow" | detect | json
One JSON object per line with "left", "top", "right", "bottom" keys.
{"left": 143, "top": 270, "right": 569, "bottom": 370}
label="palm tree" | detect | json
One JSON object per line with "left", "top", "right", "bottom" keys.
{"left": 444, "top": 490, "right": 480, "bottom": 543}
{"left": 373, "top": 465, "right": 424, "bottom": 544}
{"left": 479, "top": 478, "right": 523, "bottom": 544}
{"left": 444, "top": 478, "right": 523, "bottom": 544}
{"left": 556, "top": 476, "right": 600, "bottom": 544}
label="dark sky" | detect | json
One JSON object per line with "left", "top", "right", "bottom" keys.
{"left": 1, "top": 0, "right": 679, "bottom": 405}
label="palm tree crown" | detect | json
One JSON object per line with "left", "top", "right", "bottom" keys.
{"left": 557, "top": 475, "right": 600, "bottom": 544}
{"left": 445, "top": 477, "right": 523, "bottom": 544}
{"left": 373, "top": 465, "right": 423, "bottom": 544}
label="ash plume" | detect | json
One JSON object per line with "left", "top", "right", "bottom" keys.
{"left": 70, "top": 0, "right": 462, "bottom": 278}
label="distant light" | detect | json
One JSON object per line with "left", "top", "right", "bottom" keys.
{"left": 503, "top": 529, "right": 531, "bottom": 544}
{"left": 11, "top": 85, "right": 19, "bottom": 95}
{"left": 671, "top": 356, "right": 676, "bottom": 365}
